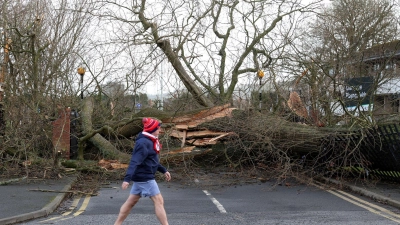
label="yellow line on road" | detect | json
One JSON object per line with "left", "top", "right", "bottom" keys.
{"left": 336, "top": 190, "right": 400, "bottom": 219}
{"left": 39, "top": 216, "right": 63, "bottom": 223}
{"left": 308, "top": 179, "right": 400, "bottom": 223}
{"left": 73, "top": 194, "right": 91, "bottom": 216}
{"left": 39, "top": 195, "right": 82, "bottom": 223}
{"left": 328, "top": 190, "right": 400, "bottom": 223}
{"left": 62, "top": 195, "right": 82, "bottom": 216}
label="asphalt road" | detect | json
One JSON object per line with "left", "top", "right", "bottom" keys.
{"left": 19, "top": 179, "right": 400, "bottom": 225}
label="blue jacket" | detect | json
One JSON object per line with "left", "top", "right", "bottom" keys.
{"left": 123, "top": 132, "right": 167, "bottom": 182}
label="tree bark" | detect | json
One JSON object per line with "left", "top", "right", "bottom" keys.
{"left": 79, "top": 97, "right": 130, "bottom": 161}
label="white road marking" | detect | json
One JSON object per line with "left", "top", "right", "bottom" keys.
{"left": 203, "top": 190, "right": 227, "bottom": 213}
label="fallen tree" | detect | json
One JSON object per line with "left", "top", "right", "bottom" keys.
{"left": 79, "top": 97, "right": 335, "bottom": 166}
{"left": 78, "top": 98, "right": 237, "bottom": 161}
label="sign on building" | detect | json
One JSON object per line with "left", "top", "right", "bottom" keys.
{"left": 344, "top": 76, "right": 373, "bottom": 108}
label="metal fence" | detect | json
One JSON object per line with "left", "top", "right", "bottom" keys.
{"left": 319, "top": 123, "right": 400, "bottom": 181}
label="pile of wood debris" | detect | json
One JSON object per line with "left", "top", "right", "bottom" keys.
{"left": 98, "top": 159, "right": 128, "bottom": 170}
{"left": 162, "top": 104, "right": 235, "bottom": 151}
{"left": 98, "top": 104, "right": 237, "bottom": 169}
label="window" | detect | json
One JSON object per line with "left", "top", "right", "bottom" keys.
{"left": 375, "top": 95, "right": 384, "bottom": 108}
{"left": 393, "top": 99, "right": 399, "bottom": 113}
{"left": 374, "top": 63, "right": 381, "bottom": 71}
{"left": 329, "top": 68, "right": 334, "bottom": 76}
{"left": 385, "top": 60, "right": 394, "bottom": 70}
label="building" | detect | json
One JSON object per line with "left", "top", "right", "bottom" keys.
{"left": 337, "top": 40, "right": 400, "bottom": 118}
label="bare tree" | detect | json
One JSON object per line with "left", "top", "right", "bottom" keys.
{"left": 288, "top": 0, "right": 400, "bottom": 126}
{"left": 0, "top": 0, "right": 92, "bottom": 167}
{"left": 89, "top": 0, "right": 322, "bottom": 108}
{"left": 279, "top": 0, "right": 400, "bottom": 180}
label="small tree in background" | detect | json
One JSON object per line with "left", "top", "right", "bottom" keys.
{"left": 0, "top": 0, "right": 92, "bottom": 173}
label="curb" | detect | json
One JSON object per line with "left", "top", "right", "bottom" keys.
{"left": 323, "top": 177, "right": 400, "bottom": 210}
{"left": 0, "top": 175, "right": 77, "bottom": 225}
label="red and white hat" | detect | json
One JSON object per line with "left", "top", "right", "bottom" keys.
{"left": 142, "top": 118, "right": 161, "bottom": 133}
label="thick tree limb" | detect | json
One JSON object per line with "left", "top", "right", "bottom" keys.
{"left": 29, "top": 189, "right": 97, "bottom": 196}
{"left": 137, "top": 0, "right": 213, "bottom": 107}
{"left": 79, "top": 97, "right": 130, "bottom": 161}
{"left": 0, "top": 176, "right": 27, "bottom": 185}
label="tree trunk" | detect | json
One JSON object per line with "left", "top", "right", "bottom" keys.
{"left": 90, "top": 133, "right": 130, "bottom": 163}
{"left": 79, "top": 97, "right": 130, "bottom": 161}
{"left": 137, "top": 0, "right": 214, "bottom": 108}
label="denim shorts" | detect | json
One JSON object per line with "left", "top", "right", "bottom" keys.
{"left": 130, "top": 180, "right": 160, "bottom": 197}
